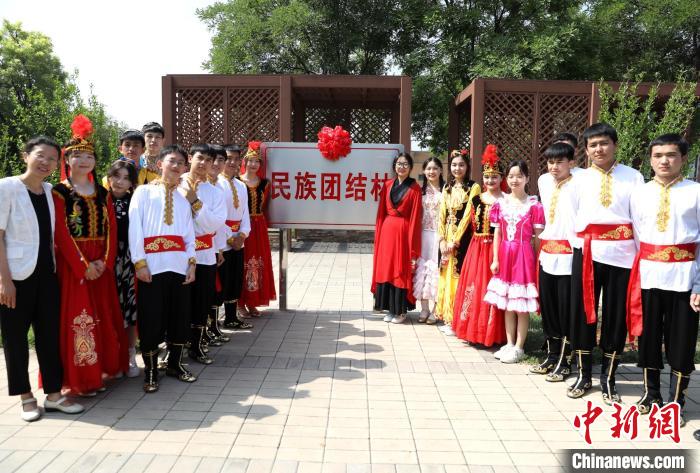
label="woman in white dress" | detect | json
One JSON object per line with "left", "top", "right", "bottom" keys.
{"left": 413, "top": 157, "right": 445, "bottom": 323}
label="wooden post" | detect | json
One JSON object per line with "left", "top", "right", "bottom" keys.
{"left": 223, "top": 87, "right": 230, "bottom": 144}
{"left": 292, "top": 101, "right": 306, "bottom": 142}
{"left": 279, "top": 76, "right": 292, "bottom": 141}
{"left": 399, "top": 76, "right": 412, "bottom": 152}
{"left": 590, "top": 82, "right": 601, "bottom": 125}
{"left": 470, "top": 79, "right": 485, "bottom": 183}
{"left": 448, "top": 101, "right": 459, "bottom": 153}
{"left": 162, "top": 76, "right": 175, "bottom": 144}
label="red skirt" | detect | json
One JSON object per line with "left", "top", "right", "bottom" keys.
{"left": 239, "top": 215, "right": 276, "bottom": 307}
{"left": 452, "top": 235, "right": 506, "bottom": 347}
{"left": 57, "top": 239, "right": 128, "bottom": 393}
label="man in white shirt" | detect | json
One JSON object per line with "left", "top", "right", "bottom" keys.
{"left": 629, "top": 134, "right": 699, "bottom": 426}
{"left": 182, "top": 144, "right": 227, "bottom": 365}
{"left": 568, "top": 123, "right": 644, "bottom": 403}
{"left": 129, "top": 145, "right": 197, "bottom": 393}
{"left": 532, "top": 142, "right": 578, "bottom": 382}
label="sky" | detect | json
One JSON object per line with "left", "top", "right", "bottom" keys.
{"left": 1, "top": 0, "right": 215, "bottom": 128}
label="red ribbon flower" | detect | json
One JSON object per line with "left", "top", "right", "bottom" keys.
{"left": 317, "top": 126, "right": 352, "bottom": 161}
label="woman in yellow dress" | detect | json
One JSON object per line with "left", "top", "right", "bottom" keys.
{"left": 434, "top": 150, "right": 480, "bottom": 335}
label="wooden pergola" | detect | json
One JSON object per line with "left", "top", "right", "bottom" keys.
{"left": 162, "top": 74, "right": 412, "bottom": 152}
{"left": 449, "top": 78, "right": 700, "bottom": 192}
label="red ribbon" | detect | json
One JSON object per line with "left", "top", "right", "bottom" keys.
{"left": 576, "top": 224, "right": 634, "bottom": 324}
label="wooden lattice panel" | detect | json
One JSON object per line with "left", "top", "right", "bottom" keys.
{"left": 228, "top": 88, "right": 280, "bottom": 145}
{"left": 304, "top": 107, "right": 391, "bottom": 143}
{"left": 537, "top": 94, "right": 590, "bottom": 174}
{"left": 483, "top": 93, "right": 535, "bottom": 167}
{"left": 174, "top": 88, "right": 225, "bottom": 151}
{"left": 457, "top": 106, "right": 471, "bottom": 151}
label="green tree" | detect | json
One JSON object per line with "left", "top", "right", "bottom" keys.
{"left": 0, "top": 21, "right": 122, "bottom": 179}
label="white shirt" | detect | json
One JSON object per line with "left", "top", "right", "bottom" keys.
{"left": 0, "top": 177, "right": 55, "bottom": 280}
{"left": 538, "top": 172, "right": 577, "bottom": 275}
{"left": 216, "top": 175, "right": 251, "bottom": 251}
{"left": 182, "top": 174, "right": 227, "bottom": 266}
{"left": 631, "top": 179, "right": 700, "bottom": 292}
{"left": 571, "top": 163, "right": 644, "bottom": 268}
{"left": 128, "top": 182, "right": 196, "bottom": 276}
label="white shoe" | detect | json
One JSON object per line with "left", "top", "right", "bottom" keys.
{"left": 440, "top": 325, "right": 455, "bottom": 336}
{"left": 44, "top": 396, "right": 85, "bottom": 414}
{"left": 494, "top": 344, "right": 514, "bottom": 360}
{"left": 20, "top": 397, "right": 41, "bottom": 422}
{"left": 391, "top": 315, "right": 406, "bottom": 324}
{"left": 501, "top": 347, "right": 524, "bottom": 364}
{"left": 127, "top": 363, "right": 140, "bottom": 378}
{"left": 383, "top": 314, "right": 393, "bottom": 322}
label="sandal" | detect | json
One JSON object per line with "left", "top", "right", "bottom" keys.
{"left": 248, "top": 307, "right": 261, "bottom": 317}
{"left": 425, "top": 313, "right": 438, "bottom": 325}
{"left": 418, "top": 309, "right": 430, "bottom": 323}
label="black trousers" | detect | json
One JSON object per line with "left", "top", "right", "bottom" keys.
{"left": 0, "top": 267, "right": 62, "bottom": 395}
{"left": 570, "top": 248, "right": 630, "bottom": 353}
{"left": 538, "top": 266, "right": 571, "bottom": 341}
{"left": 137, "top": 271, "right": 191, "bottom": 353}
{"left": 218, "top": 248, "right": 243, "bottom": 303}
{"left": 638, "top": 288, "right": 699, "bottom": 374}
{"left": 192, "top": 264, "right": 217, "bottom": 326}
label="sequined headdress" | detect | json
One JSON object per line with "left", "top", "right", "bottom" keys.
{"left": 64, "top": 114, "right": 95, "bottom": 155}
{"left": 481, "top": 144, "right": 502, "bottom": 176}
{"left": 244, "top": 141, "right": 262, "bottom": 161}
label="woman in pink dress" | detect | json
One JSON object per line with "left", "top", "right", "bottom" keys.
{"left": 483, "top": 160, "right": 544, "bottom": 364}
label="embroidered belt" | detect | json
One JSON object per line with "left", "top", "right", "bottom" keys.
{"left": 577, "top": 223, "right": 634, "bottom": 325}
{"left": 144, "top": 235, "right": 185, "bottom": 254}
{"left": 540, "top": 239, "right": 573, "bottom": 254}
{"left": 195, "top": 233, "right": 215, "bottom": 251}
{"left": 626, "top": 242, "right": 697, "bottom": 340}
{"left": 226, "top": 219, "right": 241, "bottom": 232}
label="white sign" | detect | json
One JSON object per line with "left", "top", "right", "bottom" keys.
{"left": 263, "top": 142, "right": 404, "bottom": 230}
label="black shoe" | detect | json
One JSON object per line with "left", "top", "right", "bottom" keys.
{"left": 188, "top": 325, "right": 213, "bottom": 365}
{"left": 166, "top": 344, "right": 198, "bottom": 383}
{"left": 567, "top": 350, "right": 592, "bottom": 398}
{"left": 142, "top": 350, "right": 159, "bottom": 393}
{"left": 668, "top": 370, "right": 690, "bottom": 427}
{"left": 600, "top": 351, "right": 621, "bottom": 405}
{"left": 530, "top": 338, "right": 560, "bottom": 374}
{"left": 636, "top": 368, "right": 662, "bottom": 414}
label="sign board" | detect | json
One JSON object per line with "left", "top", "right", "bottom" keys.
{"left": 263, "top": 142, "right": 404, "bottom": 230}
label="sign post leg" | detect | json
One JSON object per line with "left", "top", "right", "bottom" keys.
{"left": 279, "top": 229, "right": 289, "bottom": 311}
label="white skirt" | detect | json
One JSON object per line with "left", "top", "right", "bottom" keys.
{"left": 413, "top": 229, "right": 440, "bottom": 301}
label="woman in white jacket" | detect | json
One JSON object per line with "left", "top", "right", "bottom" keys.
{"left": 0, "top": 136, "right": 83, "bottom": 421}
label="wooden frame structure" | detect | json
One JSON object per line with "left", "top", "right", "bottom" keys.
{"left": 449, "top": 78, "right": 700, "bottom": 192}
{"left": 162, "top": 74, "right": 412, "bottom": 152}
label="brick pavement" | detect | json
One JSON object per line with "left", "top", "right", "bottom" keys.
{"left": 0, "top": 246, "right": 698, "bottom": 472}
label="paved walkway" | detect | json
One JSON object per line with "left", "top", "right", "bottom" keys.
{"left": 0, "top": 246, "right": 698, "bottom": 472}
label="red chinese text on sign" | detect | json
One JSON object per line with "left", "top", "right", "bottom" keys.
{"left": 321, "top": 173, "right": 341, "bottom": 201}
{"left": 271, "top": 172, "right": 291, "bottom": 200}
{"left": 294, "top": 172, "right": 317, "bottom": 200}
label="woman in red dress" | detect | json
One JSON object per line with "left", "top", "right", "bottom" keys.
{"left": 53, "top": 115, "right": 128, "bottom": 395}
{"left": 452, "top": 145, "right": 506, "bottom": 346}
{"left": 371, "top": 153, "right": 422, "bottom": 324}
{"left": 238, "top": 141, "right": 276, "bottom": 315}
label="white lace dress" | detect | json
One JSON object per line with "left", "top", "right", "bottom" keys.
{"left": 413, "top": 185, "right": 442, "bottom": 301}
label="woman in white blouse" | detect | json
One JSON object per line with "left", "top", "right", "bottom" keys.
{"left": 0, "top": 136, "right": 84, "bottom": 421}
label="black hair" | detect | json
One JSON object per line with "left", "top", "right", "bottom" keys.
{"left": 224, "top": 144, "right": 243, "bottom": 153}
{"left": 142, "top": 122, "right": 165, "bottom": 137}
{"left": 209, "top": 144, "right": 227, "bottom": 159}
{"left": 119, "top": 129, "right": 145, "bottom": 147}
{"left": 62, "top": 146, "right": 106, "bottom": 216}
{"left": 421, "top": 157, "right": 445, "bottom": 195}
{"left": 159, "top": 144, "right": 188, "bottom": 162}
{"left": 553, "top": 132, "right": 578, "bottom": 149}
{"left": 189, "top": 143, "right": 214, "bottom": 158}
{"left": 505, "top": 159, "right": 529, "bottom": 178}
{"left": 648, "top": 133, "right": 689, "bottom": 156}
{"left": 107, "top": 160, "right": 138, "bottom": 191}
{"left": 24, "top": 135, "right": 61, "bottom": 157}
{"left": 391, "top": 152, "right": 413, "bottom": 173}
{"left": 544, "top": 142, "right": 575, "bottom": 162}
{"left": 445, "top": 150, "right": 472, "bottom": 192}
{"left": 582, "top": 123, "right": 618, "bottom": 147}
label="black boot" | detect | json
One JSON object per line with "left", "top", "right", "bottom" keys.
{"left": 188, "top": 325, "right": 213, "bottom": 365}
{"left": 223, "top": 300, "right": 253, "bottom": 331}
{"left": 600, "top": 351, "right": 621, "bottom": 405}
{"left": 546, "top": 336, "right": 572, "bottom": 382}
{"left": 142, "top": 350, "right": 159, "bottom": 393}
{"left": 567, "top": 350, "right": 593, "bottom": 398}
{"left": 166, "top": 344, "right": 198, "bottom": 382}
{"left": 668, "top": 370, "right": 691, "bottom": 427}
{"left": 636, "top": 368, "right": 662, "bottom": 414}
{"left": 208, "top": 307, "right": 228, "bottom": 344}
{"left": 157, "top": 344, "right": 169, "bottom": 371}
{"left": 530, "top": 337, "right": 560, "bottom": 374}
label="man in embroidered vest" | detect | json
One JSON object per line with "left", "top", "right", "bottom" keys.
{"left": 628, "top": 133, "right": 700, "bottom": 427}
{"left": 569, "top": 123, "right": 644, "bottom": 402}
{"left": 129, "top": 145, "right": 197, "bottom": 393}
{"left": 182, "top": 144, "right": 227, "bottom": 365}
{"left": 532, "top": 142, "right": 578, "bottom": 382}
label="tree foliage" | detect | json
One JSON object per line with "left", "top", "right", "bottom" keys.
{"left": 0, "top": 20, "right": 122, "bottom": 179}
{"left": 199, "top": 0, "right": 699, "bottom": 154}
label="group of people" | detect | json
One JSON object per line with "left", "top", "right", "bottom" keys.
{"left": 0, "top": 116, "right": 276, "bottom": 422}
{"left": 371, "top": 123, "right": 699, "bottom": 426}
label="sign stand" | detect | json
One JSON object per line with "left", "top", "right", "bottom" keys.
{"left": 279, "top": 229, "right": 290, "bottom": 311}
